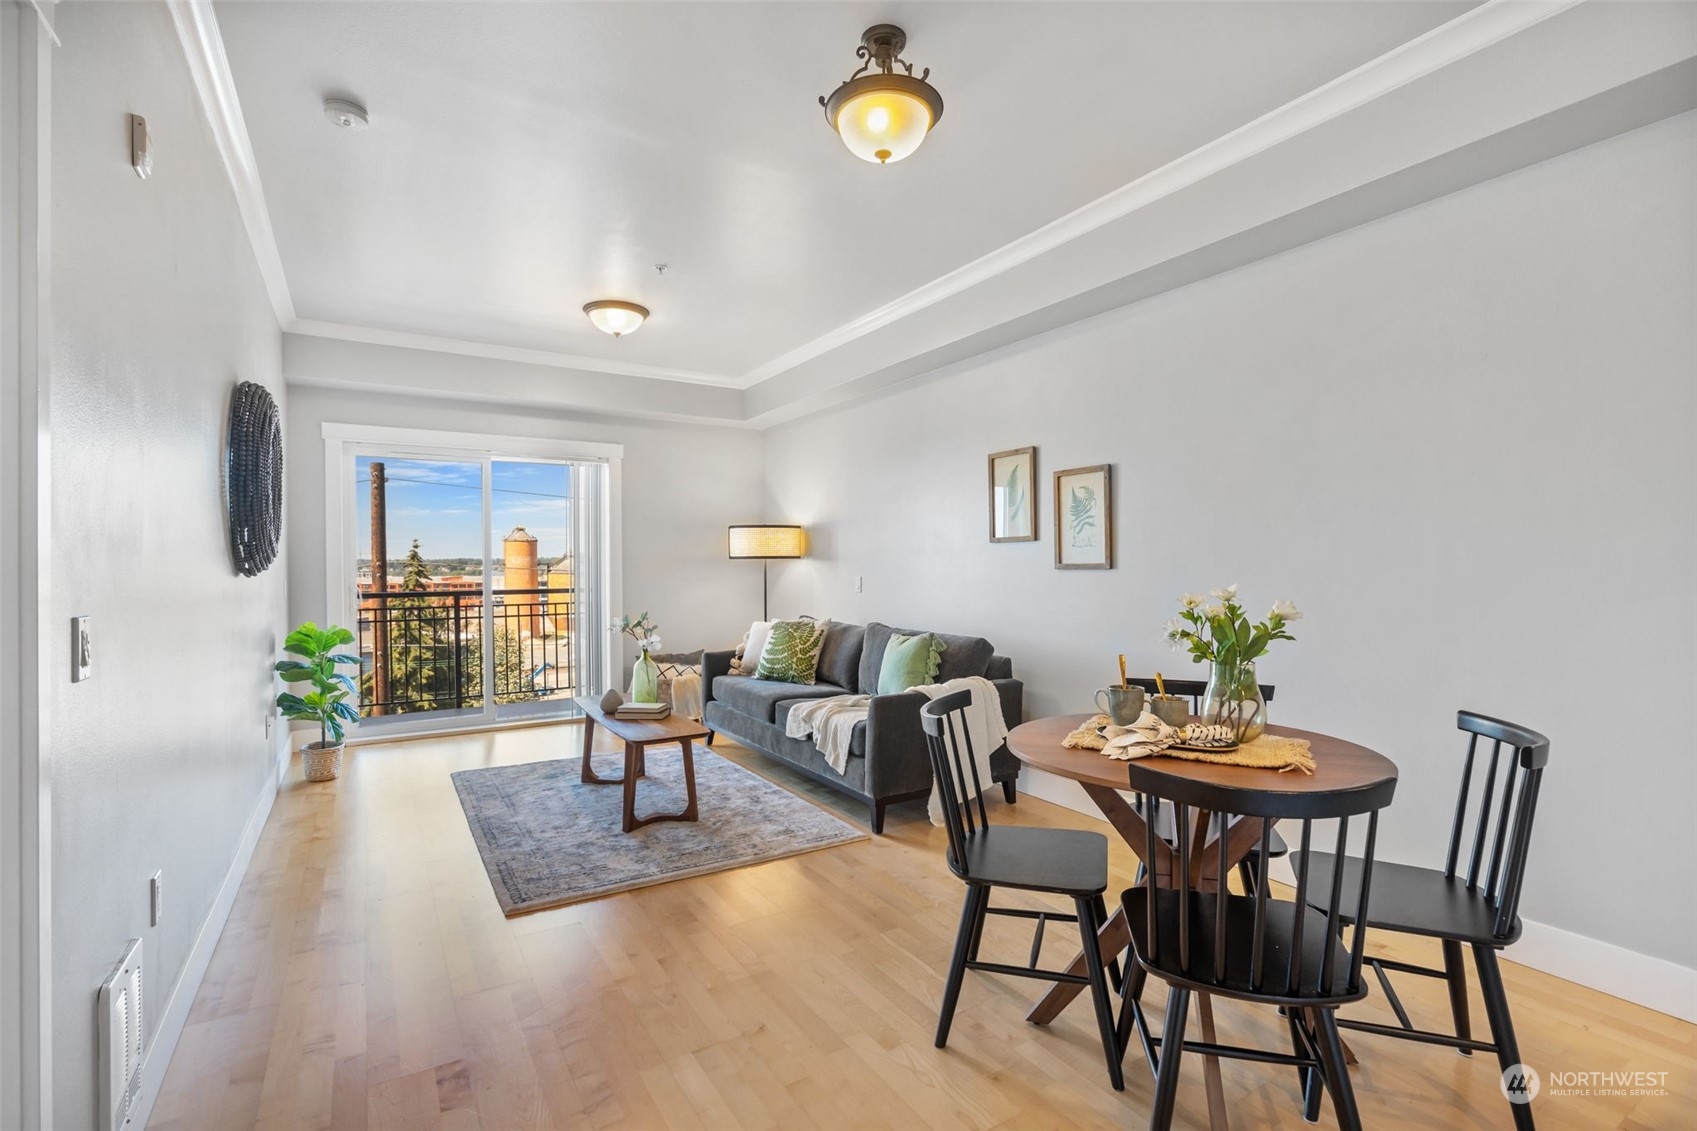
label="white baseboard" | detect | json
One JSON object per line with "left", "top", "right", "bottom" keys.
{"left": 1018, "top": 766, "right": 1697, "bottom": 1025}
{"left": 1503, "top": 917, "right": 1697, "bottom": 1024}
{"left": 126, "top": 766, "right": 281, "bottom": 1130}
{"left": 275, "top": 726, "right": 292, "bottom": 784}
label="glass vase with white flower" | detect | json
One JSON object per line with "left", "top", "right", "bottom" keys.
{"left": 613, "top": 612, "right": 664, "bottom": 703}
{"left": 1163, "top": 587, "right": 1301, "bottom": 743}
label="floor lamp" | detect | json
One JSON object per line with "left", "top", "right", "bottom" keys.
{"left": 727, "top": 525, "right": 807, "bottom": 621}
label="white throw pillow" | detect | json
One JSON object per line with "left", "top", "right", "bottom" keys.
{"left": 734, "top": 620, "right": 773, "bottom": 675}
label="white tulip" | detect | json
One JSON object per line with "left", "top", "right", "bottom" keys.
{"left": 1271, "top": 600, "right": 1302, "bottom": 622}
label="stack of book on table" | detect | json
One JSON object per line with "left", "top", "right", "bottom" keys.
{"left": 614, "top": 701, "right": 671, "bottom": 721}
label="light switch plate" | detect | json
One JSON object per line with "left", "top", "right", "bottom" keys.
{"left": 149, "top": 871, "right": 162, "bottom": 927}
{"left": 854, "top": 575, "right": 863, "bottom": 593}
{"left": 71, "top": 616, "right": 92, "bottom": 682}
{"left": 130, "top": 114, "right": 152, "bottom": 180}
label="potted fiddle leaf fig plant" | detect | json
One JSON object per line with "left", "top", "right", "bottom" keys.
{"left": 274, "top": 621, "right": 362, "bottom": 781}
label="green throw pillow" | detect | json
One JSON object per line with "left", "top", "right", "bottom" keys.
{"left": 755, "top": 619, "right": 829, "bottom": 685}
{"left": 877, "top": 632, "right": 946, "bottom": 695}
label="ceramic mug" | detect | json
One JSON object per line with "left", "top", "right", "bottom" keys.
{"left": 1149, "top": 694, "right": 1191, "bottom": 730}
{"left": 1094, "top": 685, "right": 1146, "bottom": 726}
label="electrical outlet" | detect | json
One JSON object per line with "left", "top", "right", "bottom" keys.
{"left": 71, "top": 616, "right": 93, "bottom": 682}
{"left": 149, "top": 871, "right": 162, "bottom": 927}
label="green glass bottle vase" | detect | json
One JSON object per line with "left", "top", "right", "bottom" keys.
{"left": 631, "top": 648, "right": 661, "bottom": 704}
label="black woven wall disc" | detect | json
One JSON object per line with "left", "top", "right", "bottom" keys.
{"left": 227, "top": 380, "right": 283, "bottom": 577}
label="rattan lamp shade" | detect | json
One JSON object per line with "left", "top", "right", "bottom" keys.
{"left": 727, "top": 525, "right": 807, "bottom": 560}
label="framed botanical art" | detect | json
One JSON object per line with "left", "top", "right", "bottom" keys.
{"left": 988, "top": 446, "right": 1037, "bottom": 543}
{"left": 1054, "top": 464, "right": 1113, "bottom": 569}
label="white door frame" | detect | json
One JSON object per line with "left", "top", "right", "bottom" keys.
{"left": 1, "top": 2, "right": 54, "bottom": 1126}
{"left": 319, "top": 422, "right": 623, "bottom": 740}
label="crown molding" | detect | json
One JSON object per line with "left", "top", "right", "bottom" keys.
{"left": 25, "top": 0, "right": 60, "bottom": 47}
{"left": 736, "top": 0, "right": 1582, "bottom": 388}
{"left": 187, "top": 0, "right": 1589, "bottom": 405}
{"left": 286, "top": 319, "right": 741, "bottom": 388}
{"left": 168, "top": 0, "right": 295, "bottom": 324}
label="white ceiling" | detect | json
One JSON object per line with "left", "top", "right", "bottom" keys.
{"left": 215, "top": 1, "right": 1474, "bottom": 380}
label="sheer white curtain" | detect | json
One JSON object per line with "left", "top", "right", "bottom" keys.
{"left": 569, "top": 460, "right": 608, "bottom": 698}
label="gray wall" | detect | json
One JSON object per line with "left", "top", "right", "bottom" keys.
{"left": 49, "top": 5, "right": 288, "bottom": 1127}
{"left": 764, "top": 112, "right": 1697, "bottom": 968}
{"left": 285, "top": 386, "right": 767, "bottom": 673}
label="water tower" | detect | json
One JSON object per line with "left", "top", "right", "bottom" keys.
{"left": 502, "top": 526, "right": 542, "bottom": 635}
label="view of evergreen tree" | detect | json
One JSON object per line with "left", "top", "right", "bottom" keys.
{"left": 401, "top": 540, "right": 432, "bottom": 591}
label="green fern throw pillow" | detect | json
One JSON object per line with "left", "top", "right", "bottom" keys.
{"left": 755, "top": 619, "right": 829, "bottom": 685}
{"left": 877, "top": 632, "right": 946, "bottom": 695}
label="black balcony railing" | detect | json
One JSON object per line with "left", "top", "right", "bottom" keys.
{"left": 356, "top": 586, "right": 576, "bottom": 717}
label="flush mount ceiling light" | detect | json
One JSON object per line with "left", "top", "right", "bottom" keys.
{"left": 582, "top": 300, "right": 649, "bottom": 338}
{"left": 820, "top": 24, "right": 943, "bottom": 165}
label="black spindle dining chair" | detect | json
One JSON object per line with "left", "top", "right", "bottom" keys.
{"left": 1124, "top": 677, "right": 1286, "bottom": 894}
{"left": 920, "top": 691, "right": 1126, "bottom": 1090}
{"left": 1117, "top": 758, "right": 1397, "bottom": 1131}
{"left": 1292, "top": 711, "right": 1550, "bottom": 1131}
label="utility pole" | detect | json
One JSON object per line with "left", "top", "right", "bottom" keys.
{"left": 369, "top": 461, "right": 390, "bottom": 716}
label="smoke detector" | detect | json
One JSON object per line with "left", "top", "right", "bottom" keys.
{"left": 323, "top": 99, "right": 369, "bottom": 131}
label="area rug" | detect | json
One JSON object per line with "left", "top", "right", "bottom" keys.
{"left": 451, "top": 749, "right": 866, "bottom": 915}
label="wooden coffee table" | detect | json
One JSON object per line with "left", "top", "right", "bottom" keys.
{"left": 575, "top": 696, "right": 711, "bottom": 833}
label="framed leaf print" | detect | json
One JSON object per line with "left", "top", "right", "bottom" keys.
{"left": 988, "top": 447, "right": 1037, "bottom": 543}
{"left": 1054, "top": 464, "right": 1113, "bottom": 569}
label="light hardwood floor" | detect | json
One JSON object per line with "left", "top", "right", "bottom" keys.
{"left": 149, "top": 723, "right": 1693, "bottom": 1129}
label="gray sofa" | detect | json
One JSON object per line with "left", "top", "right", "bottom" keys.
{"left": 701, "top": 621, "right": 1023, "bottom": 833}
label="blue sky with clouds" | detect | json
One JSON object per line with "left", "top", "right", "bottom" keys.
{"left": 355, "top": 456, "right": 573, "bottom": 562}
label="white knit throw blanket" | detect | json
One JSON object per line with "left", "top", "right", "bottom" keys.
{"left": 912, "top": 676, "right": 1009, "bottom": 827}
{"left": 782, "top": 676, "right": 1008, "bottom": 824}
{"left": 784, "top": 694, "right": 872, "bottom": 773}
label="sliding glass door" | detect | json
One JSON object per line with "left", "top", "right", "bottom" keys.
{"left": 487, "top": 459, "right": 606, "bottom": 723}
{"left": 346, "top": 447, "right": 609, "bottom": 731}
{"left": 355, "top": 455, "right": 486, "bottom": 723}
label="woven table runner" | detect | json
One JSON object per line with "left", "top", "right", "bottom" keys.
{"left": 1062, "top": 714, "right": 1315, "bottom": 775}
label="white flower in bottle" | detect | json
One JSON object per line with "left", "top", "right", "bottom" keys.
{"left": 645, "top": 634, "right": 663, "bottom": 653}
{"left": 1204, "top": 604, "right": 1226, "bottom": 619}
{"left": 1179, "top": 593, "right": 1205, "bottom": 610}
{"left": 1271, "top": 600, "right": 1302, "bottom": 622}
{"left": 1209, "top": 584, "right": 1239, "bottom": 602}
{"left": 1163, "top": 617, "right": 1188, "bottom": 641}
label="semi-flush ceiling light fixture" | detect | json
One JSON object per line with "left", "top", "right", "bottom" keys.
{"left": 819, "top": 24, "right": 943, "bottom": 165}
{"left": 582, "top": 300, "right": 648, "bottom": 337}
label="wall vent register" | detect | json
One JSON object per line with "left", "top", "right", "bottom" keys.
{"left": 99, "top": 938, "right": 145, "bottom": 1130}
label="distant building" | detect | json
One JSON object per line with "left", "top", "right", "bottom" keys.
{"left": 541, "top": 551, "right": 574, "bottom": 638}
{"left": 354, "top": 529, "right": 572, "bottom": 640}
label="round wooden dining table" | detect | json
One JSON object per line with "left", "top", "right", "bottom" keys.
{"left": 1007, "top": 714, "right": 1398, "bottom": 1127}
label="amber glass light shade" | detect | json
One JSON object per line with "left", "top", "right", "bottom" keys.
{"left": 827, "top": 80, "right": 937, "bottom": 164}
